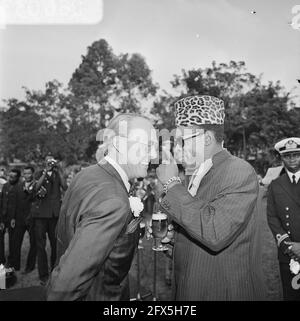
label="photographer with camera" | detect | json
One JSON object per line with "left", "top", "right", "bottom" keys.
{"left": 32, "top": 155, "right": 67, "bottom": 286}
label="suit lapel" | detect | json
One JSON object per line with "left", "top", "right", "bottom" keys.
{"left": 97, "top": 159, "right": 130, "bottom": 196}
{"left": 278, "top": 174, "right": 300, "bottom": 208}
{"left": 97, "top": 159, "right": 142, "bottom": 234}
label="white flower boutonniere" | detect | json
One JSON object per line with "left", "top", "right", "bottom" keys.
{"left": 289, "top": 259, "right": 300, "bottom": 275}
{"left": 129, "top": 196, "right": 144, "bottom": 217}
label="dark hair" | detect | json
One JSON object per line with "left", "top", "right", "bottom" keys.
{"left": 10, "top": 168, "right": 21, "bottom": 178}
{"left": 24, "top": 165, "right": 35, "bottom": 173}
{"left": 199, "top": 124, "right": 224, "bottom": 144}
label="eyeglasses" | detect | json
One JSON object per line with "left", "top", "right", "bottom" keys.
{"left": 113, "top": 135, "right": 158, "bottom": 153}
{"left": 175, "top": 132, "right": 203, "bottom": 148}
{"left": 182, "top": 132, "right": 202, "bottom": 141}
{"left": 128, "top": 139, "right": 158, "bottom": 151}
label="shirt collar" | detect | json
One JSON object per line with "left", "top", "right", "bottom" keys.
{"left": 104, "top": 156, "right": 130, "bottom": 192}
{"left": 188, "top": 158, "right": 213, "bottom": 196}
{"left": 286, "top": 169, "right": 300, "bottom": 184}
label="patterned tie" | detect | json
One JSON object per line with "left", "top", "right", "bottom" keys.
{"left": 292, "top": 175, "right": 296, "bottom": 184}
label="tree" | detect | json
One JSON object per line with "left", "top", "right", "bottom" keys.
{"left": 0, "top": 99, "right": 44, "bottom": 162}
{"left": 151, "top": 92, "right": 175, "bottom": 131}
{"left": 0, "top": 39, "right": 158, "bottom": 164}
{"left": 156, "top": 61, "right": 298, "bottom": 173}
{"left": 23, "top": 81, "right": 95, "bottom": 163}
{"left": 171, "top": 61, "right": 259, "bottom": 100}
{"left": 69, "top": 39, "right": 157, "bottom": 128}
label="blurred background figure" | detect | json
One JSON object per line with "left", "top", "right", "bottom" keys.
{"left": 261, "top": 166, "right": 285, "bottom": 187}
{"left": 0, "top": 168, "right": 7, "bottom": 194}
{"left": 0, "top": 168, "right": 6, "bottom": 177}
{"left": 66, "top": 165, "right": 82, "bottom": 187}
{"left": 31, "top": 156, "right": 67, "bottom": 286}
{"left": 0, "top": 169, "right": 21, "bottom": 269}
{"left": 12, "top": 166, "right": 37, "bottom": 274}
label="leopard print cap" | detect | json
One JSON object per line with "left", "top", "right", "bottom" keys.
{"left": 174, "top": 95, "right": 225, "bottom": 127}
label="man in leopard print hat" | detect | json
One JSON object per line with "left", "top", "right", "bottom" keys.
{"left": 155, "top": 94, "right": 266, "bottom": 301}
{"left": 171, "top": 95, "right": 225, "bottom": 174}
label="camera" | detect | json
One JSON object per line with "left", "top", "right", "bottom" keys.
{"left": 47, "top": 159, "right": 57, "bottom": 170}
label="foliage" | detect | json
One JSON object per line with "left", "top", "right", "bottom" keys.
{"left": 0, "top": 39, "right": 157, "bottom": 164}
{"left": 167, "top": 61, "right": 299, "bottom": 173}
{"left": 69, "top": 39, "right": 157, "bottom": 128}
{"left": 1, "top": 42, "right": 299, "bottom": 175}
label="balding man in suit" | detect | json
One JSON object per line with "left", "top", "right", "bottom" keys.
{"left": 46, "top": 114, "right": 158, "bottom": 300}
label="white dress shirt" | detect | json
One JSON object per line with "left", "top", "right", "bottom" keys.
{"left": 188, "top": 158, "right": 213, "bottom": 197}
{"left": 104, "top": 156, "right": 130, "bottom": 192}
{"left": 25, "top": 181, "right": 32, "bottom": 189}
{"left": 286, "top": 169, "right": 300, "bottom": 184}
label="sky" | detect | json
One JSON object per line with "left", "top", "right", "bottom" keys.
{"left": 0, "top": 0, "right": 300, "bottom": 105}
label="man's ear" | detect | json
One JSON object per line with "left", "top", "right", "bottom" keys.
{"left": 112, "top": 136, "right": 128, "bottom": 154}
{"left": 204, "top": 131, "right": 213, "bottom": 146}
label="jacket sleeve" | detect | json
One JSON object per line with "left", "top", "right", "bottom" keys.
{"left": 266, "top": 182, "right": 292, "bottom": 256}
{"left": 11, "top": 186, "right": 18, "bottom": 220}
{"left": 0, "top": 188, "right": 4, "bottom": 223}
{"left": 160, "top": 165, "right": 258, "bottom": 252}
{"left": 46, "top": 197, "right": 129, "bottom": 301}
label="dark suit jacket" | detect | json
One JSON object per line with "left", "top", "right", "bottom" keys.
{"left": 160, "top": 150, "right": 267, "bottom": 301}
{"left": 46, "top": 160, "right": 139, "bottom": 301}
{"left": 267, "top": 173, "right": 300, "bottom": 263}
{"left": 0, "top": 182, "right": 19, "bottom": 224}
{"left": 31, "top": 171, "right": 62, "bottom": 219}
{"left": 16, "top": 181, "right": 35, "bottom": 226}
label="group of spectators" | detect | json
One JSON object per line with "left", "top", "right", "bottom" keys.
{"left": 0, "top": 156, "right": 67, "bottom": 285}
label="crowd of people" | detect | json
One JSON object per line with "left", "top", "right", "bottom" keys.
{"left": 0, "top": 94, "right": 300, "bottom": 301}
{"left": 0, "top": 157, "right": 68, "bottom": 285}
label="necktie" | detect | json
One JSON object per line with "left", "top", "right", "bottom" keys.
{"left": 292, "top": 175, "right": 296, "bottom": 184}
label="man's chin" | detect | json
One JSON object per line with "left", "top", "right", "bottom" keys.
{"left": 288, "top": 166, "right": 300, "bottom": 172}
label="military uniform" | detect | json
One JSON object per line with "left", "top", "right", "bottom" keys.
{"left": 267, "top": 137, "right": 300, "bottom": 301}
